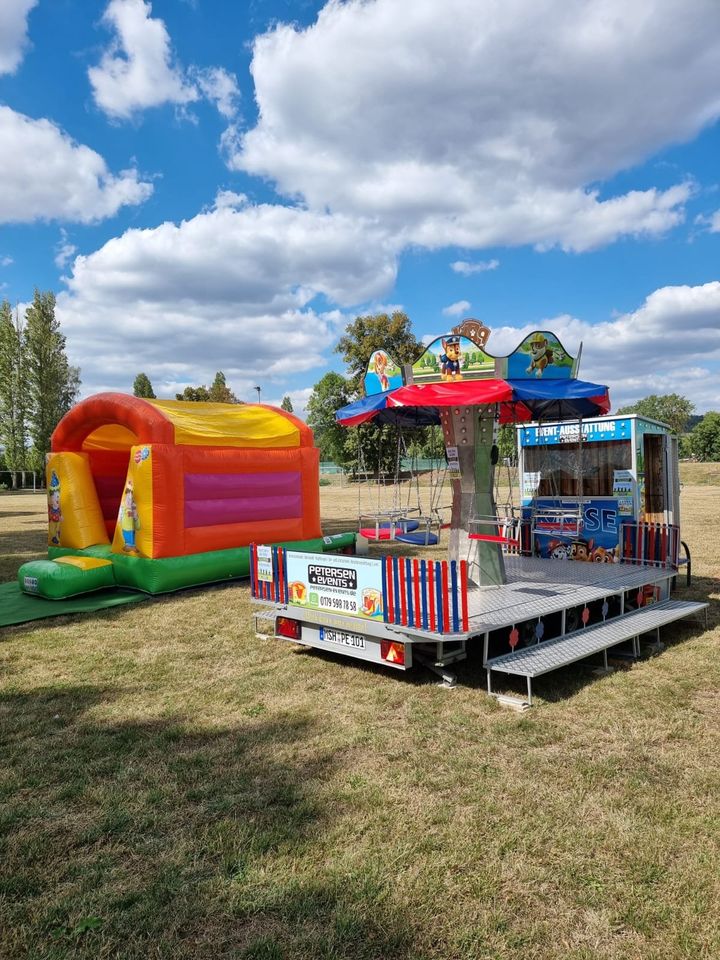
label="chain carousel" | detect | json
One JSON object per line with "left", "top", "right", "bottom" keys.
{"left": 251, "top": 321, "right": 706, "bottom": 705}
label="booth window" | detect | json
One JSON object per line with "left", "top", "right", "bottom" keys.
{"left": 524, "top": 440, "right": 631, "bottom": 497}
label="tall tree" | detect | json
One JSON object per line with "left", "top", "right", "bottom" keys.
{"left": 208, "top": 371, "right": 239, "bottom": 403}
{"left": 0, "top": 301, "right": 27, "bottom": 487}
{"left": 617, "top": 394, "right": 695, "bottom": 435}
{"left": 24, "top": 290, "right": 80, "bottom": 472}
{"left": 690, "top": 412, "right": 720, "bottom": 462}
{"left": 335, "top": 311, "right": 423, "bottom": 395}
{"left": 281, "top": 395, "right": 294, "bottom": 413}
{"left": 133, "top": 372, "right": 156, "bottom": 399}
{"left": 334, "top": 311, "right": 425, "bottom": 475}
{"left": 306, "top": 372, "right": 351, "bottom": 464}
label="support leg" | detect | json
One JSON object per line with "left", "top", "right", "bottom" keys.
{"left": 415, "top": 652, "right": 457, "bottom": 687}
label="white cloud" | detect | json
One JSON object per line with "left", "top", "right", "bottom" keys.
{"left": 89, "top": 0, "right": 198, "bottom": 119}
{"left": 0, "top": 0, "right": 37, "bottom": 75}
{"left": 0, "top": 106, "right": 153, "bottom": 224}
{"left": 451, "top": 259, "right": 500, "bottom": 276}
{"left": 89, "top": 0, "right": 240, "bottom": 123}
{"left": 56, "top": 202, "right": 398, "bottom": 395}
{"left": 212, "top": 189, "right": 248, "bottom": 210}
{"left": 487, "top": 281, "right": 720, "bottom": 411}
{"left": 54, "top": 230, "right": 78, "bottom": 270}
{"left": 442, "top": 300, "right": 471, "bottom": 317}
{"left": 191, "top": 66, "right": 240, "bottom": 120}
{"left": 0, "top": 256, "right": 13, "bottom": 268}
{"left": 708, "top": 209, "right": 720, "bottom": 232}
{"left": 229, "top": 0, "right": 720, "bottom": 252}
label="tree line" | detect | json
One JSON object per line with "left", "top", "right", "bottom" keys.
{"left": 617, "top": 394, "right": 720, "bottom": 461}
{"left": 0, "top": 291, "right": 80, "bottom": 487}
{"left": 133, "top": 370, "right": 294, "bottom": 411}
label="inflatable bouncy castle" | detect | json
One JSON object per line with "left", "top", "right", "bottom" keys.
{"left": 20, "top": 394, "right": 351, "bottom": 599}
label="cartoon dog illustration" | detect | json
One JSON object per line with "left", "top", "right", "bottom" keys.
{"left": 569, "top": 538, "right": 593, "bottom": 562}
{"left": 118, "top": 479, "right": 141, "bottom": 553}
{"left": 440, "top": 336, "right": 463, "bottom": 381}
{"left": 526, "top": 334, "right": 554, "bottom": 377}
{"left": 373, "top": 351, "right": 390, "bottom": 392}
{"left": 548, "top": 539, "right": 570, "bottom": 560}
{"left": 591, "top": 544, "right": 620, "bottom": 564}
{"left": 47, "top": 471, "right": 62, "bottom": 545}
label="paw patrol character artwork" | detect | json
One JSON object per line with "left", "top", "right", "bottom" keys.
{"left": 47, "top": 471, "right": 62, "bottom": 545}
{"left": 373, "top": 351, "right": 390, "bottom": 392}
{"left": 590, "top": 544, "right": 620, "bottom": 564}
{"left": 440, "top": 336, "right": 463, "bottom": 381}
{"left": 568, "top": 538, "right": 592, "bottom": 562}
{"left": 365, "top": 349, "right": 402, "bottom": 395}
{"left": 119, "top": 479, "right": 141, "bottom": 553}
{"left": 547, "top": 539, "right": 570, "bottom": 560}
{"left": 526, "top": 334, "right": 554, "bottom": 378}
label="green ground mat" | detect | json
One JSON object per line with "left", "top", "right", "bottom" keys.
{"left": 0, "top": 581, "right": 149, "bottom": 629}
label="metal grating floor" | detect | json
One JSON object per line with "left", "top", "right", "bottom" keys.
{"left": 465, "top": 557, "right": 674, "bottom": 633}
{"left": 486, "top": 599, "right": 708, "bottom": 678}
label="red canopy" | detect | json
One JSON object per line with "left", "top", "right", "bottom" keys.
{"left": 386, "top": 379, "right": 532, "bottom": 421}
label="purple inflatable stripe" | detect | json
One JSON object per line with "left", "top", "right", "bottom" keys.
{"left": 184, "top": 471, "right": 300, "bottom": 500}
{"left": 185, "top": 495, "right": 302, "bottom": 528}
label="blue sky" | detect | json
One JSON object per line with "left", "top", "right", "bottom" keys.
{"left": 1, "top": 0, "right": 719, "bottom": 413}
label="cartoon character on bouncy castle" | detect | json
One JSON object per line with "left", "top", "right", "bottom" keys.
{"left": 526, "top": 334, "right": 554, "bottom": 378}
{"left": 440, "top": 336, "right": 463, "bottom": 381}
{"left": 47, "top": 471, "right": 62, "bottom": 545}
{"left": 119, "top": 479, "right": 141, "bottom": 553}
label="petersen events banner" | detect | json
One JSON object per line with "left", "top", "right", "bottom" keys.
{"left": 285, "top": 551, "right": 385, "bottom": 621}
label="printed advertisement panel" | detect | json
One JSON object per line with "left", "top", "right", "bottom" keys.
{"left": 613, "top": 470, "right": 635, "bottom": 517}
{"left": 257, "top": 545, "right": 273, "bottom": 582}
{"left": 527, "top": 498, "right": 623, "bottom": 563}
{"left": 285, "top": 550, "right": 385, "bottom": 621}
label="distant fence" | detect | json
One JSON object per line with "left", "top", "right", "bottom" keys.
{"left": 320, "top": 458, "right": 446, "bottom": 477}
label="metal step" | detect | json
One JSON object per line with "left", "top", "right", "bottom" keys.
{"left": 487, "top": 599, "right": 708, "bottom": 679}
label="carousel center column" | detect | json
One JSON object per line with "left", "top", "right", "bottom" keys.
{"left": 440, "top": 403, "right": 506, "bottom": 586}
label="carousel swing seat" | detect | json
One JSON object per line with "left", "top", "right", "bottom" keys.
{"left": 467, "top": 514, "right": 521, "bottom": 549}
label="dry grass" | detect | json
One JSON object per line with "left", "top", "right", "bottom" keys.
{"left": 1, "top": 481, "right": 719, "bottom": 960}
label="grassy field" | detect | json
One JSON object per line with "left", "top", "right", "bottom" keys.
{"left": 1, "top": 480, "right": 719, "bottom": 960}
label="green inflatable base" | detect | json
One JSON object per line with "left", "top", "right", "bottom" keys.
{"left": 18, "top": 558, "right": 116, "bottom": 600}
{"left": 47, "top": 532, "right": 357, "bottom": 596}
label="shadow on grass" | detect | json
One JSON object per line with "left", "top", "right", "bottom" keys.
{"left": 0, "top": 685, "right": 416, "bottom": 960}
{"left": 319, "top": 516, "right": 359, "bottom": 536}
{"left": 0, "top": 553, "right": 47, "bottom": 584}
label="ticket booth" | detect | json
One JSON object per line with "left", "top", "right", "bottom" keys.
{"left": 518, "top": 415, "right": 680, "bottom": 563}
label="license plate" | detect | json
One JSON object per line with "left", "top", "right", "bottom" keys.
{"left": 319, "top": 627, "right": 366, "bottom": 649}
